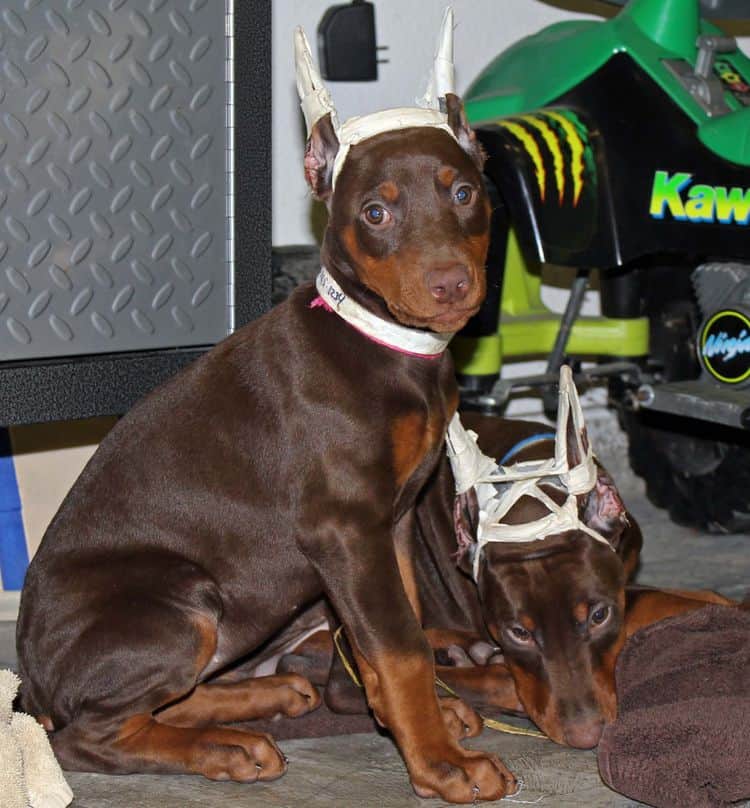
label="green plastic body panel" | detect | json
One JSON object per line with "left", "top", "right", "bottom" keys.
{"left": 451, "top": 316, "right": 649, "bottom": 376}
{"left": 465, "top": 0, "right": 750, "bottom": 165}
{"left": 450, "top": 232, "right": 649, "bottom": 376}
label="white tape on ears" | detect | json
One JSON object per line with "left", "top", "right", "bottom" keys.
{"left": 445, "top": 366, "right": 613, "bottom": 581}
{"left": 294, "top": 7, "right": 460, "bottom": 189}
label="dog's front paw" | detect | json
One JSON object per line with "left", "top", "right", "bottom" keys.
{"left": 409, "top": 746, "right": 517, "bottom": 803}
{"left": 438, "top": 695, "right": 483, "bottom": 739}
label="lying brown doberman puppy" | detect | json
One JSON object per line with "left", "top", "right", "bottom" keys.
{"left": 15, "top": 13, "right": 517, "bottom": 804}
{"left": 418, "top": 409, "right": 734, "bottom": 749}
{"left": 288, "top": 399, "right": 734, "bottom": 749}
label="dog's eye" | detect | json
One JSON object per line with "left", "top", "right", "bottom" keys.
{"left": 508, "top": 625, "right": 533, "bottom": 644}
{"left": 454, "top": 185, "right": 473, "bottom": 205}
{"left": 590, "top": 605, "right": 611, "bottom": 626}
{"left": 363, "top": 204, "right": 390, "bottom": 226}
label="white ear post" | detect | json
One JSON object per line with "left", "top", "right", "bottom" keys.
{"left": 294, "top": 26, "right": 339, "bottom": 138}
{"left": 295, "top": 8, "right": 461, "bottom": 190}
{"left": 417, "top": 6, "right": 456, "bottom": 110}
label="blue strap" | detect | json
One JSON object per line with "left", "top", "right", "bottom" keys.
{"left": 499, "top": 432, "right": 556, "bottom": 466}
{"left": 0, "top": 429, "right": 29, "bottom": 591}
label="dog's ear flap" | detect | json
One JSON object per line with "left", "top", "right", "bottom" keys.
{"left": 454, "top": 488, "right": 479, "bottom": 576}
{"left": 582, "top": 466, "right": 629, "bottom": 549}
{"left": 304, "top": 113, "right": 339, "bottom": 201}
{"left": 445, "top": 93, "right": 486, "bottom": 171}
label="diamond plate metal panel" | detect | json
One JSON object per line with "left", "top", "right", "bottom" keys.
{"left": 0, "top": 0, "right": 230, "bottom": 360}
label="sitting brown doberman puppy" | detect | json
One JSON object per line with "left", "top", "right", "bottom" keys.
{"left": 303, "top": 384, "right": 734, "bottom": 749}
{"left": 15, "top": 11, "right": 517, "bottom": 804}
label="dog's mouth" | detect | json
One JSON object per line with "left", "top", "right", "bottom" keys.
{"left": 390, "top": 301, "right": 482, "bottom": 333}
{"left": 426, "top": 305, "right": 481, "bottom": 331}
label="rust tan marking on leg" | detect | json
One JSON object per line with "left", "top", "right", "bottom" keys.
{"left": 395, "top": 546, "right": 422, "bottom": 623}
{"left": 156, "top": 674, "right": 321, "bottom": 727}
{"left": 391, "top": 411, "right": 444, "bottom": 489}
{"left": 394, "top": 510, "right": 422, "bottom": 622}
{"left": 115, "top": 715, "right": 286, "bottom": 781}
{"left": 192, "top": 612, "right": 218, "bottom": 677}
{"left": 436, "top": 664, "right": 525, "bottom": 714}
{"left": 424, "top": 627, "right": 482, "bottom": 649}
{"left": 350, "top": 646, "right": 443, "bottom": 738}
{"left": 625, "top": 589, "right": 735, "bottom": 638}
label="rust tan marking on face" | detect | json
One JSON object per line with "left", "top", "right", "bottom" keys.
{"left": 437, "top": 166, "right": 457, "bottom": 188}
{"left": 391, "top": 412, "right": 443, "bottom": 489}
{"left": 341, "top": 224, "right": 400, "bottom": 300}
{"left": 378, "top": 180, "right": 399, "bottom": 203}
{"left": 573, "top": 601, "right": 589, "bottom": 624}
{"left": 508, "top": 662, "right": 562, "bottom": 742}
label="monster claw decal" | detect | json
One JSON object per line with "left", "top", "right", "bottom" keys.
{"left": 495, "top": 109, "right": 593, "bottom": 207}
{"left": 501, "top": 120, "right": 547, "bottom": 201}
{"left": 544, "top": 110, "right": 585, "bottom": 206}
{"left": 521, "top": 114, "right": 565, "bottom": 204}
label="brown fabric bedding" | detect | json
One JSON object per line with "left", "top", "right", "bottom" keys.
{"left": 597, "top": 605, "right": 750, "bottom": 808}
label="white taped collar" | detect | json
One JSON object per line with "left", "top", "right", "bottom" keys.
{"left": 445, "top": 366, "right": 613, "bottom": 581}
{"left": 313, "top": 268, "right": 453, "bottom": 358}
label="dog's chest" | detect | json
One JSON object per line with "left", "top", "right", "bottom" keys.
{"left": 390, "top": 409, "right": 447, "bottom": 489}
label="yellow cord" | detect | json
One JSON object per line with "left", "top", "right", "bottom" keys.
{"left": 333, "top": 627, "right": 545, "bottom": 739}
{"left": 435, "top": 676, "right": 545, "bottom": 739}
{"left": 333, "top": 625, "right": 363, "bottom": 688}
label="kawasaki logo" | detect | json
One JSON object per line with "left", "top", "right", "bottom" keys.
{"left": 649, "top": 170, "right": 750, "bottom": 225}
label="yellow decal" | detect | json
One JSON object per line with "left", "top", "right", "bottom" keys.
{"left": 543, "top": 110, "right": 584, "bottom": 206}
{"left": 499, "top": 120, "right": 546, "bottom": 201}
{"left": 520, "top": 114, "right": 565, "bottom": 204}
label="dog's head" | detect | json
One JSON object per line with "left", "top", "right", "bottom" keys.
{"left": 296, "top": 10, "right": 489, "bottom": 333}
{"left": 454, "top": 409, "right": 640, "bottom": 748}
{"left": 476, "top": 509, "right": 630, "bottom": 749}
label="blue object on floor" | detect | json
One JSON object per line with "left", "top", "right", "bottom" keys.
{"left": 0, "top": 430, "right": 29, "bottom": 591}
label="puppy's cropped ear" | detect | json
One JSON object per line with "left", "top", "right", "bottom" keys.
{"left": 445, "top": 93, "right": 486, "bottom": 171}
{"left": 454, "top": 488, "right": 479, "bottom": 576}
{"left": 582, "top": 466, "right": 629, "bottom": 548}
{"left": 304, "top": 113, "right": 339, "bottom": 202}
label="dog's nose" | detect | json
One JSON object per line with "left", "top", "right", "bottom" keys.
{"left": 427, "top": 266, "right": 471, "bottom": 304}
{"left": 563, "top": 717, "right": 604, "bottom": 749}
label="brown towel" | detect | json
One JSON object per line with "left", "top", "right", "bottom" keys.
{"left": 598, "top": 605, "right": 750, "bottom": 808}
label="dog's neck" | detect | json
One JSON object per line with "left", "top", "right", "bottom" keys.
{"left": 312, "top": 267, "right": 453, "bottom": 359}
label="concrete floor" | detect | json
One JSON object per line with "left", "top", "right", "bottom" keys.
{"left": 8, "top": 411, "right": 750, "bottom": 807}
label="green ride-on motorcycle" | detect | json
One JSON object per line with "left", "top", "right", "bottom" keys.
{"left": 453, "top": 0, "right": 750, "bottom": 532}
